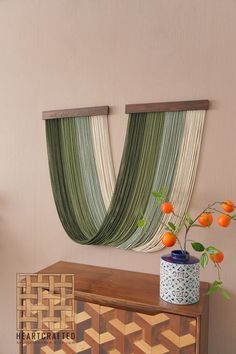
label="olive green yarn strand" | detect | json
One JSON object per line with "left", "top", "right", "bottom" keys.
{"left": 119, "top": 111, "right": 186, "bottom": 249}
{"left": 126, "top": 111, "right": 186, "bottom": 249}
{"left": 140, "top": 111, "right": 186, "bottom": 246}
{"left": 107, "top": 112, "right": 165, "bottom": 246}
{"left": 60, "top": 118, "right": 98, "bottom": 239}
{"left": 46, "top": 120, "right": 87, "bottom": 242}
{"left": 99, "top": 115, "right": 150, "bottom": 245}
{"left": 46, "top": 118, "right": 103, "bottom": 242}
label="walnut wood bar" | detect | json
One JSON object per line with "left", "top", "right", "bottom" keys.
{"left": 125, "top": 100, "right": 209, "bottom": 114}
{"left": 42, "top": 105, "right": 109, "bottom": 120}
{"left": 30, "top": 261, "right": 209, "bottom": 354}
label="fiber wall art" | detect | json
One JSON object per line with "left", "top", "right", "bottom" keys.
{"left": 43, "top": 100, "right": 209, "bottom": 252}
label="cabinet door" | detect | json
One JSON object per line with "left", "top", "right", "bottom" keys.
{"left": 99, "top": 306, "right": 197, "bottom": 354}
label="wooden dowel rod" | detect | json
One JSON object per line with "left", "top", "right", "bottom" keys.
{"left": 125, "top": 100, "right": 209, "bottom": 114}
{"left": 42, "top": 105, "right": 109, "bottom": 120}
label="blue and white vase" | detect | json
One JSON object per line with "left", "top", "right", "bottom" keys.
{"left": 160, "top": 250, "right": 200, "bottom": 305}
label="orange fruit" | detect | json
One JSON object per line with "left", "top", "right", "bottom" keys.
{"left": 160, "top": 202, "right": 173, "bottom": 214}
{"left": 162, "top": 232, "right": 176, "bottom": 247}
{"left": 210, "top": 252, "right": 224, "bottom": 263}
{"left": 198, "top": 213, "right": 213, "bottom": 227}
{"left": 218, "top": 214, "right": 231, "bottom": 227}
{"left": 221, "top": 200, "right": 235, "bottom": 213}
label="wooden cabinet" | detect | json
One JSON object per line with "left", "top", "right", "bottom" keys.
{"left": 20, "top": 261, "right": 209, "bottom": 354}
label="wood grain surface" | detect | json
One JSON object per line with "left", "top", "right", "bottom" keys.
{"left": 42, "top": 105, "right": 109, "bottom": 120}
{"left": 125, "top": 100, "right": 209, "bottom": 113}
{"left": 39, "top": 261, "right": 209, "bottom": 318}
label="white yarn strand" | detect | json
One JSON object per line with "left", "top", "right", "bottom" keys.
{"left": 91, "top": 116, "right": 116, "bottom": 210}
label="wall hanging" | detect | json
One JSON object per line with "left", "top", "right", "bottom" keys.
{"left": 43, "top": 100, "right": 209, "bottom": 252}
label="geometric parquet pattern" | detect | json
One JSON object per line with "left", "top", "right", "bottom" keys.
{"left": 99, "top": 306, "right": 196, "bottom": 354}
{"left": 21, "top": 301, "right": 196, "bottom": 354}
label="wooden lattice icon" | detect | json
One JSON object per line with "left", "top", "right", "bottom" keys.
{"left": 16, "top": 274, "right": 74, "bottom": 331}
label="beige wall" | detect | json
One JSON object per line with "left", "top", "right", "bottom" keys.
{"left": 0, "top": 0, "right": 236, "bottom": 353}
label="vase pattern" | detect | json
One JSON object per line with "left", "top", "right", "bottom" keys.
{"left": 160, "top": 258, "right": 200, "bottom": 305}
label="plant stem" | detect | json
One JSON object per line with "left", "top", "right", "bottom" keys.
{"left": 183, "top": 202, "right": 218, "bottom": 252}
{"left": 176, "top": 235, "right": 184, "bottom": 252}
{"left": 183, "top": 228, "right": 189, "bottom": 253}
{"left": 216, "top": 263, "right": 221, "bottom": 281}
{"left": 172, "top": 211, "right": 181, "bottom": 218}
{"left": 208, "top": 207, "right": 232, "bottom": 217}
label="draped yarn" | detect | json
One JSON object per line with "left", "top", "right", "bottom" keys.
{"left": 46, "top": 110, "right": 205, "bottom": 252}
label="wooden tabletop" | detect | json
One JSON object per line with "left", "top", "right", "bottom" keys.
{"left": 40, "top": 261, "right": 209, "bottom": 318}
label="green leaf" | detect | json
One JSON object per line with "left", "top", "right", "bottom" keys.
{"left": 152, "top": 187, "right": 167, "bottom": 204}
{"left": 206, "top": 246, "right": 219, "bottom": 255}
{"left": 220, "top": 288, "right": 230, "bottom": 300}
{"left": 200, "top": 253, "right": 209, "bottom": 268}
{"left": 191, "top": 224, "right": 204, "bottom": 228}
{"left": 230, "top": 214, "right": 236, "bottom": 220}
{"left": 212, "top": 280, "right": 223, "bottom": 287}
{"left": 207, "top": 285, "right": 219, "bottom": 296}
{"left": 152, "top": 191, "right": 165, "bottom": 205}
{"left": 137, "top": 219, "right": 146, "bottom": 228}
{"left": 161, "top": 186, "right": 167, "bottom": 195}
{"left": 152, "top": 191, "right": 162, "bottom": 198}
{"left": 191, "top": 242, "right": 205, "bottom": 252}
{"left": 185, "top": 213, "right": 194, "bottom": 225}
{"left": 167, "top": 222, "right": 176, "bottom": 231}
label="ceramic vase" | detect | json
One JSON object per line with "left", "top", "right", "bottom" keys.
{"left": 160, "top": 250, "right": 200, "bottom": 305}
